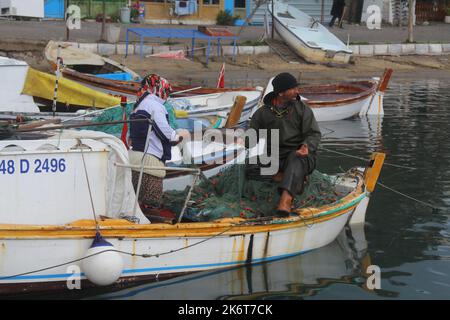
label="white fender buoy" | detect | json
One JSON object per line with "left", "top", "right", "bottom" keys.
{"left": 82, "top": 232, "right": 124, "bottom": 286}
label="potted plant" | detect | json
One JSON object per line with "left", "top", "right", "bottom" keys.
{"left": 130, "top": 3, "right": 140, "bottom": 23}
{"left": 446, "top": 7, "right": 450, "bottom": 24}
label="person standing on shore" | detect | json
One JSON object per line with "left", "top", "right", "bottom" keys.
{"left": 329, "top": 0, "right": 346, "bottom": 28}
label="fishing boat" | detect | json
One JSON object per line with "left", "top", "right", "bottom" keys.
{"left": 168, "top": 90, "right": 263, "bottom": 126}
{"left": 0, "top": 127, "right": 385, "bottom": 295}
{"left": 0, "top": 56, "right": 40, "bottom": 113}
{"left": 45, "top": 41, "right": 141, "bottom": 82}
{"left": 45, "top": 41, "right": 259, "bottom": 100}
{"left": 0, "top": 56, "right": 262, "bottom": 129}
{"left": 260, "top": 69, "right": 393, "bottom": 121}
{"left": 59, "top": 66, "right": 259, "bottom": 101}
{"left": 268, "top": 0, "right": 353, "bottom": 64}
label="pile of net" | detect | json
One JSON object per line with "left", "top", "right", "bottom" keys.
{"left": 162, "top": 164, "right": 341, "bottom": 222}
{"left": 85, "top": 103, "right": 134, "bottom": 137}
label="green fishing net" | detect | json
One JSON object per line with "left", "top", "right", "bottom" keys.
{"left": 162, "top": 164, "right": 341, "bottom": 222}
{"left": 85, "top": 103, "right": 134, "bottom": 137}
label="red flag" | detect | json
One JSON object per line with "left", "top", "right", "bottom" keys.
{"left": 120, "top": 96, "right": 129, "bottom": 149}
{"left": 217, "top": 63, "right": 225, "bottom": 89}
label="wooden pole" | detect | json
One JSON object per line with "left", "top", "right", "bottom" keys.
{"left": 407, "top": 0, "right": 414, "bottom": 43}
{"left": 225, "top": 96, "right": 247, "bottom": 128}
{"left": 271, "top": 0, "right": 274, "bottom": 38}
{"left": 321, "top": 0, "right": 324, "bottom": 23}
{"left": 101, "top": 0, "right": 106, "bottom": 42}
{"left": 65, "top": 0, "right": 70, "bottom": 41}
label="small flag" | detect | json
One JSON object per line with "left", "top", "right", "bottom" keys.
{"left": 217, "top": 63, "right": 225, "bottom": 89}
{"left": 120, "top": 96, "right": 129, "bottom": 149}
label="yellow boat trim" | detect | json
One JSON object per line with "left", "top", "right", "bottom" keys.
{"left": 22, "top": 68, "right": 121, "bottom": 108}
{"left": 0, "top": 183, "right": 364, "bottom": 239}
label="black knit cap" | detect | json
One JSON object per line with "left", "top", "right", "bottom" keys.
{"left": 263, "top": 72, "right": 300, "bottom": 105}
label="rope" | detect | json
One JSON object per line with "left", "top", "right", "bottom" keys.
{"left": 377, "top": 181, "right": 449, "bottom": 213}
{"left": 79, "top": 141, "right": 100, "bottom": 233}
{"left": 320, "top": 147, "right": 418, "bottom": 171}
{"left": 320, "top": 147, "right": 449, "bottom": 213}
{"left": 0, "top": 224, "right": 237, "bottom": 281}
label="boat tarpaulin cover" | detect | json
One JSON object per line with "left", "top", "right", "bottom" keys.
{"left": 50, "top": 129, "right": 149, "bottom": 224}
{"left": 22, "top": 68, "right": 121, "bottom": 108}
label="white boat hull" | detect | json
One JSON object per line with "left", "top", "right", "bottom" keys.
{"left": 311, "top": 95, "right": 372, "bottom": 121}
{"left": 0, "top": 198, "right": 363, "bottom": 292}
{"left": 270, "top": 1, "right": 352, "bottom": 65}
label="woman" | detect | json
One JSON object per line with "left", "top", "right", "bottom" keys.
{"left": 128, "top": 74, "right": 189, "bottom": 209}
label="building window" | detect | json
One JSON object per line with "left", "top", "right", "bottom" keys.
{"left": 234, "top": 0, "right": 245, "bottom": 8}
{"left": 203, "top": 0, "right": 220, "bottom": 5}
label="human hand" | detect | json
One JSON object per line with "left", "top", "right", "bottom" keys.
{"left": 296, "top": 144, "right": 309, "bottom": 157}
{"left": 176, "top": 129, "right": 191, "bottom": 141}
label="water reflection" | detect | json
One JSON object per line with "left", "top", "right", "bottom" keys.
{"left": 317, "top": 80, "right": 450, "bottom": 299}
{"left": 94, "top": 225, "right": 394, "bottom": 300}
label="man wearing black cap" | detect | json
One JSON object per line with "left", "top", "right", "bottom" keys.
{"left": 247, "top": 72, "right": 321, "bottom": 217}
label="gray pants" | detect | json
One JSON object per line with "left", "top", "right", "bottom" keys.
{"left": 278, "top": 151, "right": 316, "bottom": 196}
{"left": 245, "top": 150, "right": 316, "bottom": 196}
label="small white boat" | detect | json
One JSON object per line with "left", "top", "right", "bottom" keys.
{"left": 268, "top": 0, "right": 353, "bottom": 64}
{"left": 0, "top": 56, "right": 40, "bottom": 113}
{"left": 168, "top": 90, "right": 263, "bottom": 126}
{"left": 0, "top": 129, "right": 385, "bottom": 295}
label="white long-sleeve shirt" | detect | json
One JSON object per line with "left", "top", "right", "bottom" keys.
{"left": 133, "top": 94, "right": 178, "bottom": 160}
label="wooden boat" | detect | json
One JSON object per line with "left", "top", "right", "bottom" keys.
{"left": 45, "top": 41, "right": 258, "bottom": 99}
{"left": 260, "top": 69, "right": 393, "bottom": 122}
{"left": 169, "top": 90, "right": 263, "bottom": 126}
{"left": 0, "top": 129, "right": 385, "bottom": 295}
{"left": 59, "top": 67, "right": 259, "bottom": 101}
{"left": 268, "top": 0, "right": 353, "bottom": 64}
{"left": 45, "top": 41, "right": 141, "bottom": 82}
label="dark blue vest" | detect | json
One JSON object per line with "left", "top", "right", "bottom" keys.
{"left": 129, "top": 93, "right": 173, "bottom": 162}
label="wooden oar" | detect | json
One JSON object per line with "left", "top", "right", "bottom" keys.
{"left": 224, "top": 95, "right": 247, "bottom": 128}
{"left": 16, "top": 118, "right": 149, "bottom": 133}
{"left": 17, "top": 118, "right": 62, "bottom": 130}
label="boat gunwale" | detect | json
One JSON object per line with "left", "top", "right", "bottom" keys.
{"left": 61, "top": 67, "right": 258, "bottom": 96}
{"left": 299, "top": 81, "right": 377, "bottom": 107}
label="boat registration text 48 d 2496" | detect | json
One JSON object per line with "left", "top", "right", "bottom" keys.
{"left": 0, "top": 158, "right": 67, "bottom": 175}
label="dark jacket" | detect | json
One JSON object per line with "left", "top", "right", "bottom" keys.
{"left": 331, "top": 0, "right": 346, "bottom": 17}
{"left": 249, "top": 99, "right": 321, "bottom": 159}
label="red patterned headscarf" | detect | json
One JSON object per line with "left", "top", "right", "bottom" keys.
{"left": 138, "top": 74, "right": 173, "bottom": 100}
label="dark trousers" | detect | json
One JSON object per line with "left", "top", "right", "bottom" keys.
{"left": 245, "top": 151, "right": 316, "bottom": 196}
{"left": 329, "top": 15, "right": 341, "bottom": 27}
{"left": 278, "top": 151, "right": 316, "bottom": 196}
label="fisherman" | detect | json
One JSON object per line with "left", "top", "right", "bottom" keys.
{"left": 246, "top": 72, "right": 321, "bottom": 217}
{"left": 128, "top": 74, "right": 190, "bottom": 209}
